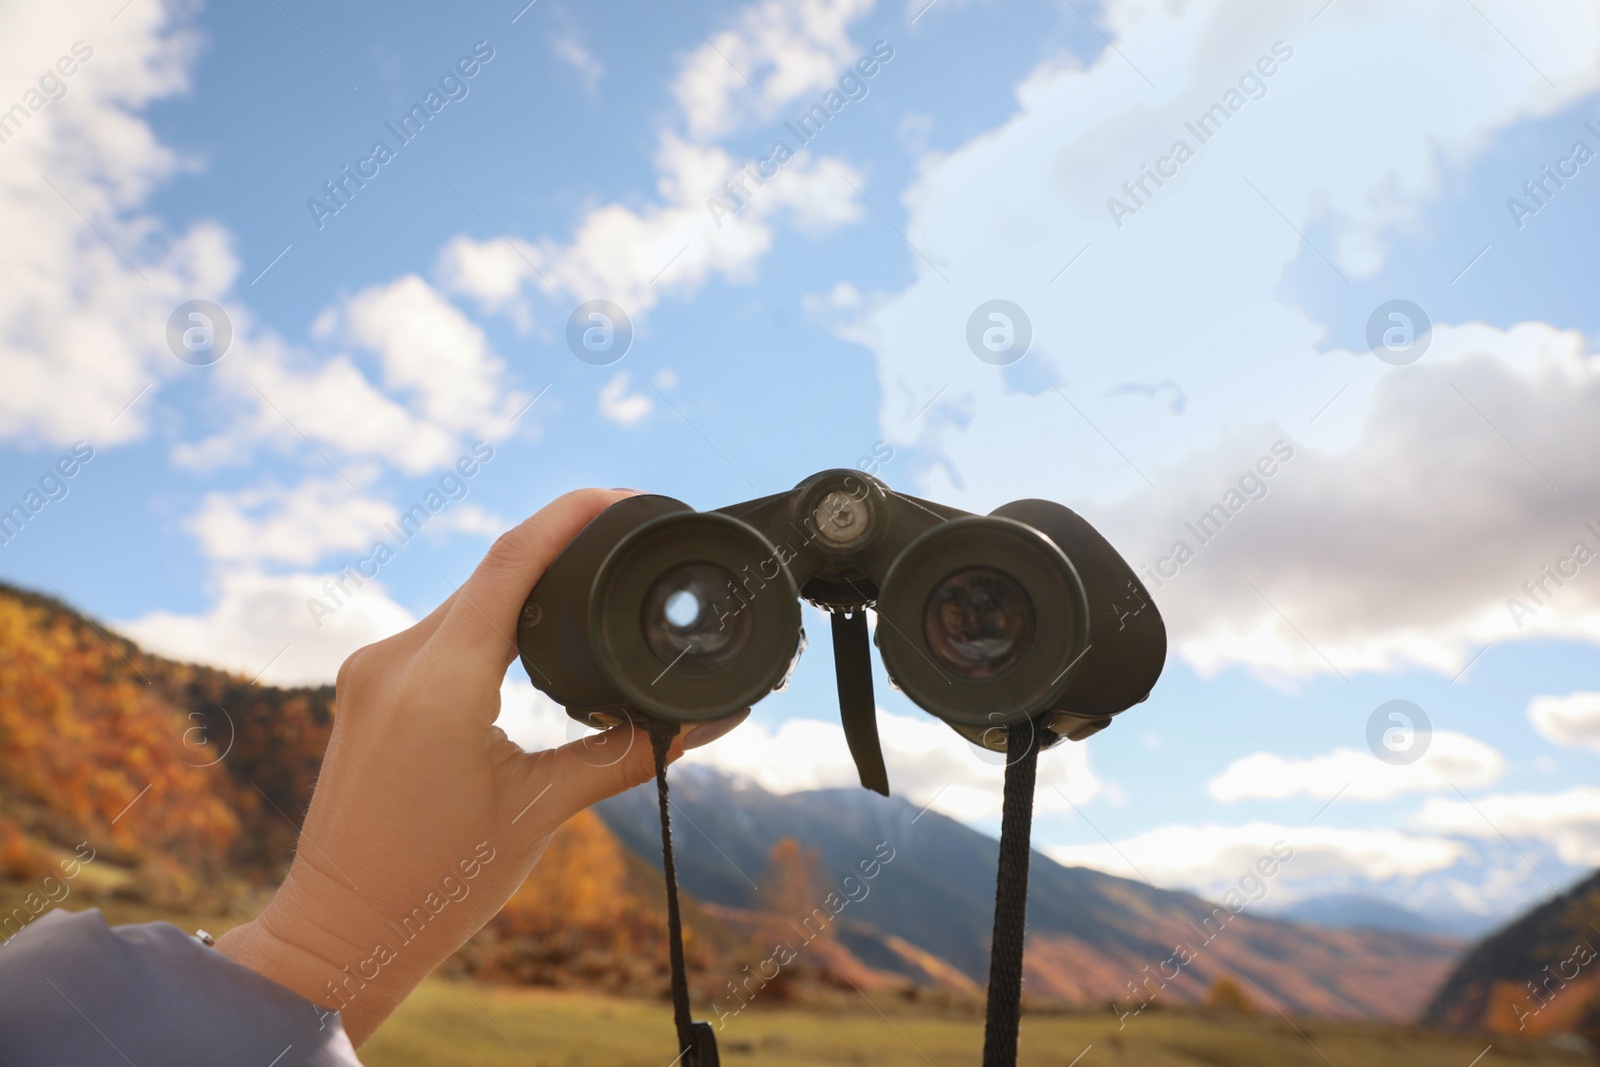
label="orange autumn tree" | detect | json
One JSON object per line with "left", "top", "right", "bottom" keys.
{"left": 0, "top": 594, "right": 241, "bottom": 874}
{"left": 471, "top": 809, "right": 680, "bottom": 991}
{"left": 0, "top": 583, "right": 339, "bottom": 900}
{"left": 759, "top": 837, "right": 827, "bottom": 942}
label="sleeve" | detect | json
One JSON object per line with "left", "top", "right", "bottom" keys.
{"left": 0, "top": 908, "right": 363, "bottom": 1067}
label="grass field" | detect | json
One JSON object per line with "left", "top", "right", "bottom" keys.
{"left": 6, "top": 889, "right": 1593, "bottom": 1066}
{"left": 362, "top": 978, "right": 1597, "bottom": 1067}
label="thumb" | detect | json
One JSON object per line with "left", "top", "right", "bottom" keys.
{"left": 527, "top": 712, "right": 749, "bottom": 828}
{"left": 430, "top": 489, "right": 637, "bottom": 685}
{"left": 530, "top": 723, "right": 666, "bottom": 829}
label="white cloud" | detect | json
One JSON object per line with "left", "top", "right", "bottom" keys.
{"left": 1046, "top": 822, "right": 1464, "bottom": 894}
{"left": 178, "top": 278, "right": 526, "bottom": 476}
{"left": 1097, "top": 324, "right": 1600, "bottom": 681}
{"left": 430, "top": 503, "right": 507, "bottom": 539}
{"left": 1528, "top": 691, "right": 1600, "bottom": 753}
{"left": 0, "top": 7, "right": 519, "bottom": 688}
{"left": 120, "top": 570, "right": 416, "bottom": 687}
{"left": 1419, "top": 786, "right": 1600, "bottom": 867}
{"left": 182, "top": 475, "right": 505, "bottom": 568}
{"left": 0, "top": 4, "right": 234, "bottom": 447}
{"left": 433, "top": 233, "right": 534, "bottom": 322}
{"left": 843, "top": 0, "right": 1600, "bottom": 680}
{"left": 439, "top": 137, "right": 864, "bottom": 323}
{"left": 552, "top": 36, "right": 604, "bottom": 95}
{"left": 1208, "top": 730, "right": 1504, "bottom": 802}
{"left": 598, "top": 371, "right": 653, "bottom": 426}
{"left": 495, "top": 676, "right": 580, "bottom": 753}
{"left": 682, "top": 706, "right": 1101, "bottom": 819}
{"left": 670, "top": 0, "right": 873, "bottom": 141}
{"left": 864, "top": 265, "right": 1600, "bottom": 686}
{"left": 171, "top": 331, "right": 454, "bottom": 475}
{"left": 336, "top": 275, "right": 525, "bottom": 433}
{"left": 186, "top": 476, "right": 395, "bottom": 566}
{"left": 438, "top": 0, "right": 873, "bottom": 325}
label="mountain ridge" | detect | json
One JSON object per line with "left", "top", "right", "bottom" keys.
{"left": 1423, "top": 870, "right": 1600, "bottom": 1035}
{"left": 596, "top": 764, "right": 1465, "bottom": 1019}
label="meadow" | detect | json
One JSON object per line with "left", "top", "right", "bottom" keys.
{"left": 363, "top": 977, "right": 1595, "bottom": 1067}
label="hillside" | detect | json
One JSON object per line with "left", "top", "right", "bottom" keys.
{"left": 1423, "top": 870, "right": 1600, "bottom": 1037}
{"left": 0, "top": 582, "right": 938, "bottom": 1001}
{"left": 1, "top": 580, "right": 1466, "bottom": 1022}
{"left": 596, "top": 766, "right": 1465, "bottom": 1020}
{"left": 0, "top": 581, "right": 334, "bottom": 902}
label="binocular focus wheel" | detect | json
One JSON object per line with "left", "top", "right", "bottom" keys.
{"left": 590, "top": 511, "right": 803, "bottom": 723}
{"left": 876, "top": 516, "right": 1089, "bottom": 729}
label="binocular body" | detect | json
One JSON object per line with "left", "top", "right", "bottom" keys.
{"left": 517, "top": 469, "right": 1165, "bottom": 762}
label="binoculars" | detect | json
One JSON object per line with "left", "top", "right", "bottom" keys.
{"left": 517, "top": 469, "right": 1165, "bottom": 792}
{"left": 517, "top": 469, "right": 1166, "bottom": 1066}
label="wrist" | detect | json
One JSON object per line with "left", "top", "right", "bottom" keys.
{"left": 215, "top": 867, "right": 423, "bottom": 1045}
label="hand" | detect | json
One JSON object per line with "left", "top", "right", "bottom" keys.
{"left": 215, "top": 489, "right": 744, "bottom": 1045}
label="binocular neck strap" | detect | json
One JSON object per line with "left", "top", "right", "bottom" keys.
{"left": 981, "top": 719, "right": 1040, "bottom": 1067}
{"left": 646, "top": 720, "right": 719, "bottom": 1067}
{"left": 644, "top": 715, "right": 1037, "bottom": 1067}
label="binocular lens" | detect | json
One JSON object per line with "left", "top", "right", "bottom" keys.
{"left": 923, "top": 567, "right": 1035, "bottom": 679}
{"left": 641, "top": 562, "right": 752, "bottom": 674}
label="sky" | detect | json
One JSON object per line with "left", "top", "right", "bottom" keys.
{"left": 2, "top": 0, "right": 1598, "bottom": 930}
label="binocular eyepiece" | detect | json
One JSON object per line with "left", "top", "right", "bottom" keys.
{"left": 517, "top": 469, "right": 1165, "bottom": 786}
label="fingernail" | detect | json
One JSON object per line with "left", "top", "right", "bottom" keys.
{"left": 611, "top": 487, "right": 645, "bottom": 494}
{"left": 681, "top": 709, "right": 750, "bottom": 750}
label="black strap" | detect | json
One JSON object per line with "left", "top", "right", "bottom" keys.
{"left": 981, "top": 719, "right": 1039, "bottom": 1067}
{"left": 646, "top": 720, "right": 720, "bottom": 1067}
{"left": 831, "top": 610, "right": 889, "bottom": 796}
{"left": 647, "top": 708, "right": 1036, "bottom": 1067}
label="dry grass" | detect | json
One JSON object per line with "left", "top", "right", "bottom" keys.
{"left": 362, "top": 977, "right": 1596, "bottom": 1067}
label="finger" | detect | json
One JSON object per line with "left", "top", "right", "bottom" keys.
{"left": 525, "top": 711, "right": 749, "bottom": 829}
{"left": 388, "top": 589, "right": 459, "bottom": 654}
{"left": 526, "top": 723, "right": 666, "bottom": 829}
{"left": 428, "top": 488, "right": 637, "bottom": 680}
{"left": 682, "top": 709, "right": 748, "bottom": 749}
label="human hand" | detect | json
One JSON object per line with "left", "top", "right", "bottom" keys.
{"left": 215, "top": 489, "right": 745, "bottom": 1045}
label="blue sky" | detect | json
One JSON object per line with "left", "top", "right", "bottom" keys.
{"left": 2, "top": 0, "right": 1599, "bottom": 927}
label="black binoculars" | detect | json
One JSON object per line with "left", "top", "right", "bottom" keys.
{"left": 517, "top": 469, "right": 1165, "bottom": 1067}
{"left": 516, "top": 468, "right": 1165, "bottom": 793}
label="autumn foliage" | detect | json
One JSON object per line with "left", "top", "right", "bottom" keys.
{"left": 0, "top": 583, "right": 334, "bottom": 903}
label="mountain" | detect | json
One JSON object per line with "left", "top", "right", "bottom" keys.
{"left": 0, "top": 581, "right": 1468, "bottom": 1021}
{"left": 596, "top": 765, "right": 1465, "bottom": 1020}
{"left": 1273, "top": 892, "right": 1487, "bottom": 938}
{"left": 1423, "top": 870, "right": 1600, "bottom": 1036}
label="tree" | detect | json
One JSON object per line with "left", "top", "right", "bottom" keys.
{"left": 1205, "top": 976, "right": 1255, "bottom": 1013}
{"left": 759, "top": 837, "right": 828, "bottom": 942}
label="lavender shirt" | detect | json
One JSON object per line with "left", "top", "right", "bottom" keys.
{"left": 0, "top": 908, "right": 361, "bottom": 1066}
